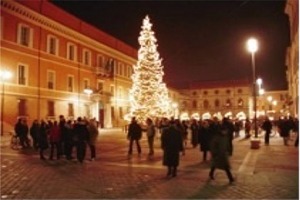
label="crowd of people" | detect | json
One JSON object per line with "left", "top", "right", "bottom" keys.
{"left": 14, "top": 115, "right": 99, "bottom": 163}
{"left": 13, "top": 114, "right": 298, "bottom": 183}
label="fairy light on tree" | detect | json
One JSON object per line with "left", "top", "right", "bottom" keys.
{"left": 129, "top": 15, "right": 172, "bottom": 122}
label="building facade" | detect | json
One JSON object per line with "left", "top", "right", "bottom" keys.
{"left": 285, "top": 0, "right": 299, "bottom": 117}
{"left": 0, "top": 0, "right": 136, "bottom": 133}
{"left": 175, "top": 80, "right": 252, "bottom": 120}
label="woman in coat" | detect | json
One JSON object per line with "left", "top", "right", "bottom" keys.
{"left": 161, "top": 119, "right": 183, "bottom": 177}
{"left": 209, "top": 118, "right": 234, "bottom": 183}
{"left": 38, "top": 120, "right": 49, "bottom": 160}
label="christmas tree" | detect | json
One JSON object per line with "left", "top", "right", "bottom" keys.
{"left": 129, "top": 16, "right": 172, "bottom": 122}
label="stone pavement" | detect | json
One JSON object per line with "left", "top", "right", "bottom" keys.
{"left": 0, "top": 128, "right": 298, "bottom": 199}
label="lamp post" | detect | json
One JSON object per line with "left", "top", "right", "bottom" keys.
{"left": 0, "top": 70, "right": 12, "bottom": 136}
{"left": 247, "top": 38, "right": 259, "bottom": 138}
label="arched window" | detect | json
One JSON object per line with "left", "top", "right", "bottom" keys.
{"left": 215, "top": 99, "right": 220, "bottom": 108}
{"left": 238, "top": 98, "right": 244, "bottom": 107}
{"left": 192, "top": 100, "right": 197, "bottom": 108}
{"left": 203, "top": 100, "right": 209, "bottom": 109}
{"left": 226, "top": 99, "right": 231, "bottom": 107}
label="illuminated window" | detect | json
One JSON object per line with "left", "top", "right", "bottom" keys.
{"left": 68, "top": 103, "right": 74, "bottom": 117}
{"left": 226, "top": 99, "right": 232, "bottom": 107}
{"left": 238, "top": 98, "right": 244, "bottom": 107}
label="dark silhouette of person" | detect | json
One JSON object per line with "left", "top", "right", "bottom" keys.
{"left": 127, "top": 117, "right": 142, "bottom": 156}
{"left": 262, "top": 117, "right": 273, "bottom": 145}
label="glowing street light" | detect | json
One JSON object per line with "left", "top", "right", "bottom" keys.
{"left": 1, "top": 69, "right": 13, "bottom": 136}
{"left": 246, "top": 37, "right": 259, "bottom": 138}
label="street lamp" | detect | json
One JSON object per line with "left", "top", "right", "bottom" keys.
{"left": 247, "top": 37, "right": 259, "bottom": 138}
{"left": 0, "top": 70, "right": 12, "bottom": 136}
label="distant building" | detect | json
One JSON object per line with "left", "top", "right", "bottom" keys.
{"left": 257, "top": 90, "right": 289, "bottom": 120}
{"left": 285, "top": 0, "right": 299, "bottom": 117}
{"left": 174, "top": 80, "right": 252, "bottom": 120}
{"left": 0, "top": 0, "right": 136, "bottom": 132}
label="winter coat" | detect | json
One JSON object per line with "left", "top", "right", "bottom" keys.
{"left": 198, "top": 125, "right": 211, "bottom": 152}
{"left": 73, "top": 122, "right": 89, "bottom": 143}
{"left": 127, "top": 122, "right": 142, "bottom": 140}
{"left": 210, "top": 133, "right": 231, "bottom": 170}
{"left": 49, "top": 126, "right": 61, "bottom": 143}
{"left": 38, "top": 122, "right": 49, "bottom": 150}
{"left": 87, "top": 122, "right": 99, "bottom": 145}
{"left": 161, "top": 125, "right": 183, "bottom": 167}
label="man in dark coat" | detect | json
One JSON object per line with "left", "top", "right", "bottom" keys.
{"left": 161, "top": 119, "right": 183, "bottom": 177}
{"left": 198, "top": 120, "right": 212, "bottom": 162}
{"left": 262, "top": 116, "right": 272, "bottom": 145}
{"left": 73, "top": 117, "right": 89, "bottom": 163}
{"left": 209, "top": 118, "right": 234, "bottom": 184}
{"left": 127, "top": 117, "right": 142, "bottom": 156}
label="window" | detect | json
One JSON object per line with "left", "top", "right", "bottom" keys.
{"left": 192, "top": 91, "right": 197, "bottom": 96}
{"left": 47, "top": 35, "right": 58, "bottom": 55}
{"left": 118, "top": 62, "right": 123, "bottom": 76}
{"left": 215, "top": 99, "right": 220, "bottom": 108}
{"left": 238, "top": 98, "right": 244, "bottom": 107}
{"left": 203, "top": 91, "right": 208, "bottom": 95}
{"left": 97, "top": 81, "right": 103, "bottom": 93}
{"left": 192, "top": 100, "right": 197, "bottom": 108}
{"left": 215, "top": 90, "right": 219, "bottom": 94}
{"left": 18, "top": 64, "right": 27, "bottom": 85}
{"left": 68, "top": 103, "right": 74, "bottom": 117}
{"left": 226, "top": 99, "right": 231, "bottom": 107}
{"left": 18, "top": 99, "right": 27, "bottom": 116}
{"left": 226, "top": 89, "right": 231, "bottom": 94}
{"left": 67, "top": 43, "right": 77, "bottom": 61}
{"left": 83, "top": 79, "right": 89, "bottom": 89}
{"left": 18, "top": 24, "right": 32, "bottom": 47}
{"left": 47, "top": 70, "right": 55, "bottom": 89}
{"left": 111, "top": 106, "right": 115, "bottom": 120}
{"left": 83, "top": 49, "right": 91, "bottom": 66}
{"left": 119, "top": 107, "right": 123, "bottom": 119}
{"left": 237, "top": 89, "right": 242, "bottom": 94}
{"left": 67, "top": 75, "right": 74, "bottom": 92}
{"left": 97, "top": 55, "right": 104, "bottom": 68}
{"left": 203, "top": 100, "right": 209, "bottom": 109}
{"left": 110, "top": 85, "right": 114, "bottom": 96}
{"left": 47, "top": 101, "right": 55, "bottom": 117}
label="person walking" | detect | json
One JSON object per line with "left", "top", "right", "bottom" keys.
{"left": 245, "top": 118, "right": 251, "bottom": 139}
{"left": 14, "top": 118, "right": 30, "bottom": 149}
{"left": 127, "top": 117, "right": 142, "bottom": 156}
{"left": 209, "top": 118, "right": 234, "bottom": 184}
{"left": 145, "top": 118, "right": 156, "bottom": 156}
{"left": 87, "top": 118, "right": 99, "bottom": 161}
{"left": 161, "top": 119, "right": 183, "bottom": 177}
{"left": 262, "top": 116, "right": 272, "bottom": 145}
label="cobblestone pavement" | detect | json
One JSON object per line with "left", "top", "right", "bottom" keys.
{"left": 0, "top": 129, "right": 298, "bottom": 199}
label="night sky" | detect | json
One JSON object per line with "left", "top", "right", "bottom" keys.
{"left": 52, "top": 0, "right": 290, "bottom": 90}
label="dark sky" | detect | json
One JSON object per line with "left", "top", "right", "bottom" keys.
{"left": 52, "top": 0, "right": 290, "bottom": 90}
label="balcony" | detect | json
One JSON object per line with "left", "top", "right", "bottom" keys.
{"left": 95, "top": 66, "right": 112, "bottom": 78}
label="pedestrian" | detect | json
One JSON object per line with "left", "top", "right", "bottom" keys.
{"left": 222, "top": 117, "right": 234, "bottom": 156}
{"left": 161, "top": 119, "right": 183, "bottom": 177}
{"left": 87, "top": 118, "right": 99, "bottom": 161}
{"left": 127, "top": 117, "right": 142, "bottom": 156}
{"left": 262, "top": 116, "right": 272, "bottom": 145}
{"left": 49, "top": 121, "right": 61, "bottom": 160}
{"left": 209, "top": 118, "right": 234, "bottom": 184}
{"left": 245, "top": 118, "right": 251, "bottom": 139}
{"left": 58, "top": 115, "right": 68, "bottom": 157}
{"left": 190, "top": 119, "right": 199, "bottom": 148}
{"left": 278, "top": 117, "right": 292, "bottom": 146}
{"left": 30, "top": 119, "right": 40, "bottom": 150}
{"left": 14, "top": 118, "right": 30, "bottom": 148}
{"left": 38, "top": 120, "right": 49, "bottom": 160}
{"left": 144, "top": 118, "right": 156, "bottom": 156}
{"left": 198, "top": 120, "right": 212, "bottom": 162}
{"left": 294, "top": 118, "right": 299, "bottom": 147}
{"left": 73, "top": 117, "right": 89, "bottom": 163}
{"left": 65, "top": 120, "right": 74, "bottom": 160}
{"left": 181, "top": 120, "right": 189, "bottom": 148}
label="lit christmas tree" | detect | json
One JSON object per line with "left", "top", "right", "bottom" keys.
{"left": 129, "top": 16, "right": 172, "bottom": 122}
